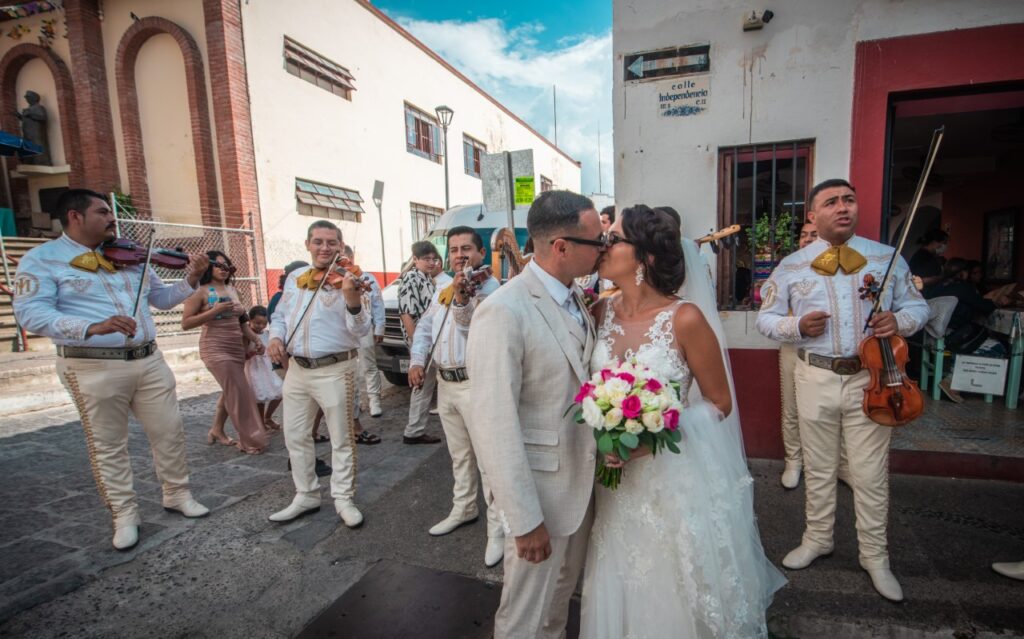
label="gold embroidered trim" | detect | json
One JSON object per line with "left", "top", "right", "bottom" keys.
{"left": 64, "top": 370, "right": 118, "bottom": 529}
{"left": 345, "top": 368, "right": 358, "bottom": 490}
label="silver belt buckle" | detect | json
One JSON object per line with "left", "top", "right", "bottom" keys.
{"left": 307, "top": 356, "right": 320, "bottom": 369}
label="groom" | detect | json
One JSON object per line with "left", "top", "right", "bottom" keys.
{"left": 466, "top": 190, "right": 604, "bottom": 638}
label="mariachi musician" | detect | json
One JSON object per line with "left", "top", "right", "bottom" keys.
{"left": 756, "top": 178, "right": 929, "bottom": 602}
{"left": 407, "top": 225, "right": 505, "bottom": 568}
{"left": 12, "top": 188, "right": 212, "bottom": 551}
{"left": 266, "top": 220, "right": 370, "bottom": 528}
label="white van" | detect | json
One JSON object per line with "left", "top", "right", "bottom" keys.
{"left": 375, "top": 203, "right": 529, "bottom": 385}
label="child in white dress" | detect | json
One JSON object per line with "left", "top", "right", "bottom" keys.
{"left": 245, "top": 305, "right": 283, "bottom": 430}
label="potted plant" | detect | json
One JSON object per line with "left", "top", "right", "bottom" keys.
{"left": 746, "top": 211, "right": 798, "bottom": 304}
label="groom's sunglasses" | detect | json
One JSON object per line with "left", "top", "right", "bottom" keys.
{"left": 550, "top": 235, "right": 607, "bottom": 248}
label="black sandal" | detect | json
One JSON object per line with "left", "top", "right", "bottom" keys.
{"left": 313, "top": 434, "right": 330, "bottom": 443}
{"left": 356, "top": 431, "right": 381, "bottom": 445}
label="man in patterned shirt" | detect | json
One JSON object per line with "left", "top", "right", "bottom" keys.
{"left": 13, "top": 188, "right": 212, "bottom": 551}
{"left": 399, "top": 241, "right": 444, "bottom": 444}
{"left": 756, "top": 179, "right": 929, "bottom": 602}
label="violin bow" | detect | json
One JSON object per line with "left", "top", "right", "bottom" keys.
{"left": 129, "top": 230, "right": 158, "bottom": 333}
{"left": 284, "top": 251, "right": 341, "bottom": 351}
{"left": 863, "top": 125, "right": 945, "bottom": 332}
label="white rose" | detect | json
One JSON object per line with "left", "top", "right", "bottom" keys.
{"left": 624, "top": 418, "right": 643, "bottom": 435}
{"left": 642, "top": 410, "right": 664, "bottom": 433}
{"left": 659, "top": 394, "right": 674, "bottom": 410}
{"left": 581, "top": 397, "right": 604, "bottom": 429}
{"left": 638, "top": 389, "right": 656, "bottom": 407}
{"left": 604, "top": 377, "right": 630, "bottom": 396}
{"left": 603, "top": 407, "right": 624, "bottom": 429}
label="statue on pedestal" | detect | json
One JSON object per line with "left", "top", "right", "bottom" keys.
{"left": 15, "top": 90, "right": 51, "bottom": 165}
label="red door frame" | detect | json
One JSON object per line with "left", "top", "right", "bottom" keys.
{"left": 849, "top": 23, "right": 1024, "bottom": 239}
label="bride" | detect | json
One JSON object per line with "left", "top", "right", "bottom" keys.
{"left": 580, "top": 205, "right": 785, "bottom": 638}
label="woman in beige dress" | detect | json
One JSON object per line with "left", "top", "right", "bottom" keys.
{"left": 182, "top": 251, "right": 268, "bottom": 454}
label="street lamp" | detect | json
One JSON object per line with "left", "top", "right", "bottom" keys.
{"left": 435, "top": 105, "right": 454, "bottom": 210}
{"left": 372, "top": 180, "right": 387, "bottom": 285}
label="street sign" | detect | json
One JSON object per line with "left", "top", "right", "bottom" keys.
{"left": 624, "top": 44, "right": 710, "bottom": 82}
{"left": 482, "top": 149, "right": 534, "bottom": 214}
{"left": 514, "top": 176, "right": 535, "bottom": 205}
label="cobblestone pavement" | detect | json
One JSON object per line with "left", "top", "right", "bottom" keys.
{"left": 2, "top": 375, "right": 1024, "bottom": 638}
{"left": 0, "top": 375, "right": 442, "bottom": 630}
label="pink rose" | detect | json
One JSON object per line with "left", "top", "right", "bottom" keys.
{"left": 621, "top": 395, "right": 642, "bottom": 419}
{"left": 663, "top": 408, "right": 680, "bottom": 431}
{"left": 601, "top": 369, "right": 614, "bottom": 382}
{"left": 617, "top": 372, "right": 636, "bottom": 385}
{"left": 574, "top": 382, "right": 596, "bottom": 404}
{"left": 644, "top": 378, "right": 662, "bottom": 392}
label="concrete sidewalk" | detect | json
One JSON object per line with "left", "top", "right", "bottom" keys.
{"left": 0, "top": 381, "right": 1022, "bottom": 638}
{"left": 0, "top": 334, "right": 210, "bottom": 416}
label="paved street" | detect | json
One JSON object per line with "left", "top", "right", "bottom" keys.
{"left": 1, "top": 379, "right": 1023, "bottom": 638}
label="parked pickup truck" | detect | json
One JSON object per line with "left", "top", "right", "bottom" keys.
{"left": 375, "top": 203, "right": 529, "bottom": 386}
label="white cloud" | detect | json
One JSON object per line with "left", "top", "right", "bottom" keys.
{"left": 396, "top": 16, "right": 614, "bottom": 196}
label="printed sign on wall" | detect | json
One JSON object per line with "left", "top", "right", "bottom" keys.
{"left": 657, "top": 75, "right": 710, "bottom": 117}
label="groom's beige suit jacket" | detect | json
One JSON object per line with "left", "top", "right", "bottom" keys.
{"left": 466, "top": 266, "right": 597, "bottom": 538}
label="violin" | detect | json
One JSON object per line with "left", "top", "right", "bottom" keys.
{"left": 459, "top": 265, "right": 493, "bottom": 298}
{"left": 308, "top": 255, "right": 374, "bottom": 293}
{"left": 858, "top": 274, "right": 924, "bottom": 427}
{"left": 857, "top": 126, "right": 943, "bottom": 428}
{"left": 101, "top": 238, "right": 190, "bottom": 270}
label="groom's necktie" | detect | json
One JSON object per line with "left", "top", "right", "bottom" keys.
{"left": 562, "top": 295, "right": 585, "bottom": 328}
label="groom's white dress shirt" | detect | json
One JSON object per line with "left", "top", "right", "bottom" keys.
{"left": 528, "top": 260, "right": 585, "bottom": 328}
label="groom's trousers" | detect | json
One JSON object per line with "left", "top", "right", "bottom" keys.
{"left": 794, "top": 359, "right": 892, "bottom": 570}
{"left": 495, "top": 501, "right": 594, "bottom": 639}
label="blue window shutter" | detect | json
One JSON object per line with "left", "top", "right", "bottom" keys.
{"left": 406, "top": 109, "right": 416, "bottom": 147}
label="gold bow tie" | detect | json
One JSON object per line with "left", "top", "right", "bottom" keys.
{"left": 811, "top": 245, "right": 867, "bottom": 276}
{"left": 69, "top": 251, "right": 117, "bottom": 273}
{"left": 295, "top": 268, "right": 324, "bottom": 290}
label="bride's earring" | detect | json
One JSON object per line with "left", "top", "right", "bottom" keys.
{"left": 635, "top": 265, "right": 645, "bottom": 286}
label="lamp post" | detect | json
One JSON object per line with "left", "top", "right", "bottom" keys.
{"left": 435, "top": 105, "right": 454, "bottom": 210}
{"left": 372, "top": 180, "right": 387, "bottom": 285}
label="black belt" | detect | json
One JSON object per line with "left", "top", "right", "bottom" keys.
{"left": 56, "top": 341, "right": 157, "bottom": 361}
{"left": 292, "top": 349, "right": 358, "bottom": 369}
{"left": 797, "top": 348, "right": 862, "bottom": 376}
{"left": 438, "top": 366, "right": 469, "bottom": 382}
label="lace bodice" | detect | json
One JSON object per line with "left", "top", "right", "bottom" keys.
{"left": 593, "top": 297, "right": 694, "bottom": 404}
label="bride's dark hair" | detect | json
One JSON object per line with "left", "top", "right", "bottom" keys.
{"left": 621, "top": 204, "right": 686, "bottom": 295}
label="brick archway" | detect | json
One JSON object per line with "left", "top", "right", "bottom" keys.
{"left": 115, "top": 16, "right": 219, "bottom": 225}
{"left": 0, "top": 43, "right": 82, "bottom": 185}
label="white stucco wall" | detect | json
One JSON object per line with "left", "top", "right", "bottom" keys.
{"left": 614, "top": 0, "right": 1024, "bottom": 238}
{"left": 614, "top": 0, "right": 1024, "bottom": 347}
{"left": 242, "top": 0, "right": 582, "bottom": 274}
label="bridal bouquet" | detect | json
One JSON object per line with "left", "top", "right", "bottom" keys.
{"left": 568, "top": 360, "right": 684, "bottom": 489}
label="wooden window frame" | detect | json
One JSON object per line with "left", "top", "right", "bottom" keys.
{"left": 296, "top": 178, "right": 365, "bottom": 223}
{"left": 405, "top": 103, "right": 443, "bottom": 163}
{"left": 716, "top": 140, "right": 815, "bottom": 309}
{"left": 410, "top": 202, "right": 443, "bottom": 241}
{"left": 462, "top": 134, "right": 486, "bottom": 178}
{"left": 540, "top": 175, "right": 554, "bottom": 192}
{"left": 283, "top": 36, "right": 355, "bottom": 101}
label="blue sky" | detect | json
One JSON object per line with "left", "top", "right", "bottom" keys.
{"left": 377, "top": 0, "right": 614, "bottom": 195}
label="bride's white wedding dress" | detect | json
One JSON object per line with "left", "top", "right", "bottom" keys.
{"left": 580, "top": 297, "right": 785, "bottom": 639}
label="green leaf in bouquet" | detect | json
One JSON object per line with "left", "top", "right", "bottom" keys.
{"left": 593, "top": 429, "right": 603, "bottom": 442}
{"left": 619, "top": 432, "right": 639, "bottom": 449}
{"left": 598, "top": 432, "right": 614, "bottom": 454}
{"left": 617, "top": 442, "right": 631, "bottom": 461}
{"left": 670, "top": 430, "right": 683, "bottom": 443}
{"left": 574, "top": 409, "right": 584, "bottom": 424}
{"left": 666, "top": 440, "right": 681, "bottom": 454}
